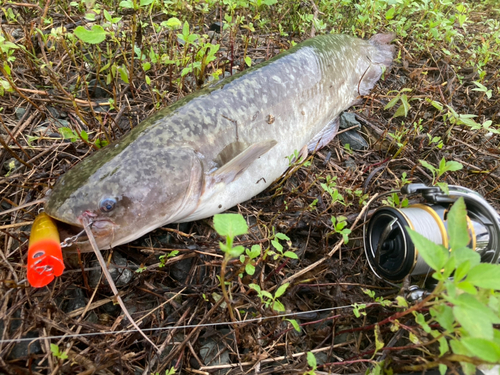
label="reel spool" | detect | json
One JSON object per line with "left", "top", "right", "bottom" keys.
{"left": 364, "top": 183, "right": 500, "bottom": 282}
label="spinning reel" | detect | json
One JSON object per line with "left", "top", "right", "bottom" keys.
{"left": 364, "top": 183, "right": 500, "bottom": 283}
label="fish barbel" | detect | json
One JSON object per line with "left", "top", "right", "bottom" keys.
{"left": 45, "top": 33, "right": 394, "bottom": 250}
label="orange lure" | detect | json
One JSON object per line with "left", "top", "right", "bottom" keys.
{"left": 27, "top": 212, "right": 65, "bottom": 287}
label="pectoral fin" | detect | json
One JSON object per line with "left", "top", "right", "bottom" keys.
{"left": 209, "top": 140, "right": 277, "bottom": 185}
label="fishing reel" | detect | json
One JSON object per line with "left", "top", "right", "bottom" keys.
{"left": 364, "top": 183, "right": 500, "bottom": 283}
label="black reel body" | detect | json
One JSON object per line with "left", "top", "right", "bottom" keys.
{"left": 365, "top": 184, "right": 500, "bottom": 282}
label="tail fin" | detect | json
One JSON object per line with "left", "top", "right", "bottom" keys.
{"left": 369, "top": 33, "right": 396, "bottom": 68}
{"left": 357, "top": 33, "right": 396, "bottom": 96}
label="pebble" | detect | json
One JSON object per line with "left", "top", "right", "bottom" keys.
{"left": 339, "top": 112, "right": 361, "bottom": 130}
{"left": 338, "top": 130, "right": 368, "bottom": 150}
{"left": 89, "top": 251, "right": 134, "bottom": 287}
{"left": 15, "top": 107, "right": 26, "bottom": 120}
{"left": 200, "top": 338, "right": 231, "bottom": 375}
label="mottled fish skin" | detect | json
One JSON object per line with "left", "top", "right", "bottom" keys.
{"left": 45, "top": 33, "right": 394, "bottom": 250}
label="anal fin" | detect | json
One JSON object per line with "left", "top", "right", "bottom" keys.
{"left": 307, "top": 118, "right": 340, "bottom": 153}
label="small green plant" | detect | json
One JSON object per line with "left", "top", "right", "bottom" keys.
{"left": 158, "top": 250, "right": 179, "bottom": 267}
{"left": 265, "top": 231, "right": 298, "bottom": 261}
{"left": 419, "top": 157, "right": 463, "bottom": 193}
{"left": 362, "top": 288, "right": 392, "bottom": 307}
{"left": 320, "top": 175, "right": 345, "bottom": 206}
{"left": 384, "top": 88, "right": 414, "bottom": 118}
{"left": 304, "top": 351, "right": 317, "bottom": 375}
{"left": 249, "top": 282, "right": 289, "bottom": 312}
{"left": 239, "top": 244, "right": 261, "bottom": 276}
{"left": 352, "top": 302, "right": 367, "bottom": 318}
{"left": 405, "top": 198, "right": 500, "bottom": 374}
{"left": 330, "top": 215, "right": 351, "bottom": 244}
{"left": 398, "top": 172, "right": 411, "bottom": 188}
{"left": 50, "top": 343, "right": 68, "bottom": 361}
{"left": 214, "top": 214, "right": 249, "bottom": 321}
{"left": 382, "top": 192, "right": 409, "bottom": 208}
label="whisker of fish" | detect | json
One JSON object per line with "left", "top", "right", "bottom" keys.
{"left": 80, "top": 214, "right": 162, "bottom": 353}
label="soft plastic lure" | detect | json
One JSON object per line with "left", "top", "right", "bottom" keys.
{"left": 28, "top": 212, "right": 65, "bottom": 287}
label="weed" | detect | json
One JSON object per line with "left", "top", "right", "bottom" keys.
{"left": 419, "top": 157, "right": 463, "bottom": 193}
{"left": 158, "top": 250, "right": 179, "bottom": 267}
{"left": 50, "top": 343, "right": 68, "bottom": 361}
{"left": 249, "top": 282, "right": 289, "bottom": 312}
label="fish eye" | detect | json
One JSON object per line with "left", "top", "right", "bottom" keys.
{"left": 99, "top": 198, "right": 116, "bottom": 212}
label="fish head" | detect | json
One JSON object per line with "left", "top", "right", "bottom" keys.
{"left": 45, "top": 142, "right": 203, "bottom": 251}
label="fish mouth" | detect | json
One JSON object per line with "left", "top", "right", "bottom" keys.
{"left": 48, "top": 216, "right": 117, "bottom": 253}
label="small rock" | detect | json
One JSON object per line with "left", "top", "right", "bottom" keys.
{"left": 344, "top": 158, "right": 357, "bottom": 171}
{"left": 170, "top": 258, "right": 193, "bottom": 282}
{"left": 89, "top": 252, "right": 134, "bottom": 287}
{"left": 339, "top": 112, "right": 361, "bottom": 130}
{"left": 64, "top": 287, "right": 87, "bottom": 313}
{"left": 209, "top": 22, "right": 223, "bottom": 33}
{"left": 200, "top": 338, "right": 231, "bottom": 375}
{"left": 33, "top": 126, "right": 49, "bottom": 134}
{"left": 15, "top": 107, "right": 26, "bottom": 120}
{"left": 52, "top": 119, "right": 70, "bottom": 128}
{"left": 87, "top": 79, "right": 110, "bottom": 99}
{"left": 338, "top": 130, "right": 368, "bottom": 150}
{"left": 47, "top": 107, "right": 60, "bottom": 118}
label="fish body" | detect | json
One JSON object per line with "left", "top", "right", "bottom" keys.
{"left": 45, "top": 33, "right": 394, "bottom": 250}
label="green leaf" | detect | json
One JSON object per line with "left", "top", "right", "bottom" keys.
{"left": 419, "top": 159, "right": 436, "bottom": 174}
{"left": 271, "top": 239, "right": 283, "bottom": 252}
{"left": 407, "top": 228, "right": 448, "bottom": 272}
{"left": 466, "top": 263, "right": 500, "bottom": 289}
{"left": 261, "top": 290, "right": 273, "bottom": 299}
{"left": 272, "top": 300, "right": 285, "bottom": 312}
{"left": 245, "top": 264, "right": 255, "bottom": 275}
{"left": 164, "top": 17, "right": 182, "bottom": 29}
{"left": 229, "top": 245, "right": 245, "bottom": 258}
{"left": 283, "top": 251, "right": 298, "bottom": 259}
{"left": 288, "top": 318, "right": 301, "bottom": 332}
{"left": 439, "top": 364, "right": 447, "bottom": 375}
{"left": 453, "top": 304, "right": 494, "bottom": 339}
{"left": 456, "top": 281, "right": 477, "bottom": 294}
{"left": 275, "top": 233, "right": 290, "bottom": 241}
{"left": 447, "top": 198, "right": 470, "bottom": 251}
{"left": 118, "top": 65, "right": 129, "bottom": 83}
{"left": 247, "top": 245, "right": 261, "bottom": 259}
{"left": 438, "top": 336, "right": 449, "bottom": 356}
{"left": 213, "top": 214, "right": 248, "bottom": 237}
{"left": 433, "top": 304, "right": 454, "bottom": 331}
{"left": 59, "top": 127, "right": 77, "bottom": 141}
{"left": 80, "top": 130, "right": 88, "bottom": 142}
{"left": 244, "top": 56, "right": 252, "bottom": 67}
{"left": 443, "top": 160, "right": 463, "bottom": 173}
{"left": 119, "top": 0, "right": 134, "bottom": 8}
{"left": 454, "top": 259, "right": 470, "bottom": 281}
{"left": 385, "top": 6, "right": 395, "bottom": 20}
{"left": 275, "top": 283, "right": 289, "bottom": 298}
{"left": 415, "top": 312, "right": 431, "bottom": 333}
{"left": 384, "top": 95, "right": 400, "bottom": 110}
{"left": 249, "top": 283, "right": 261, "bottom": 293}
{"left": 307, "top": 352, "right": 317, "bottom": 369}
{"left": 453, "top": 246, "right": 481, "bottom": 268}
{"left": 461, "top": 337, "right": 500, "bottom": 363}
{"left": 140, "top": 0, "right": 154, "bottom": 5}
{"left": 73, "top": 25, "right": 107, "bottom": 44}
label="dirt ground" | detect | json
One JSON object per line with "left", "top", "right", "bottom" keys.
{"left": 0, "top": 1, "right": 499, "bottom": 374}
